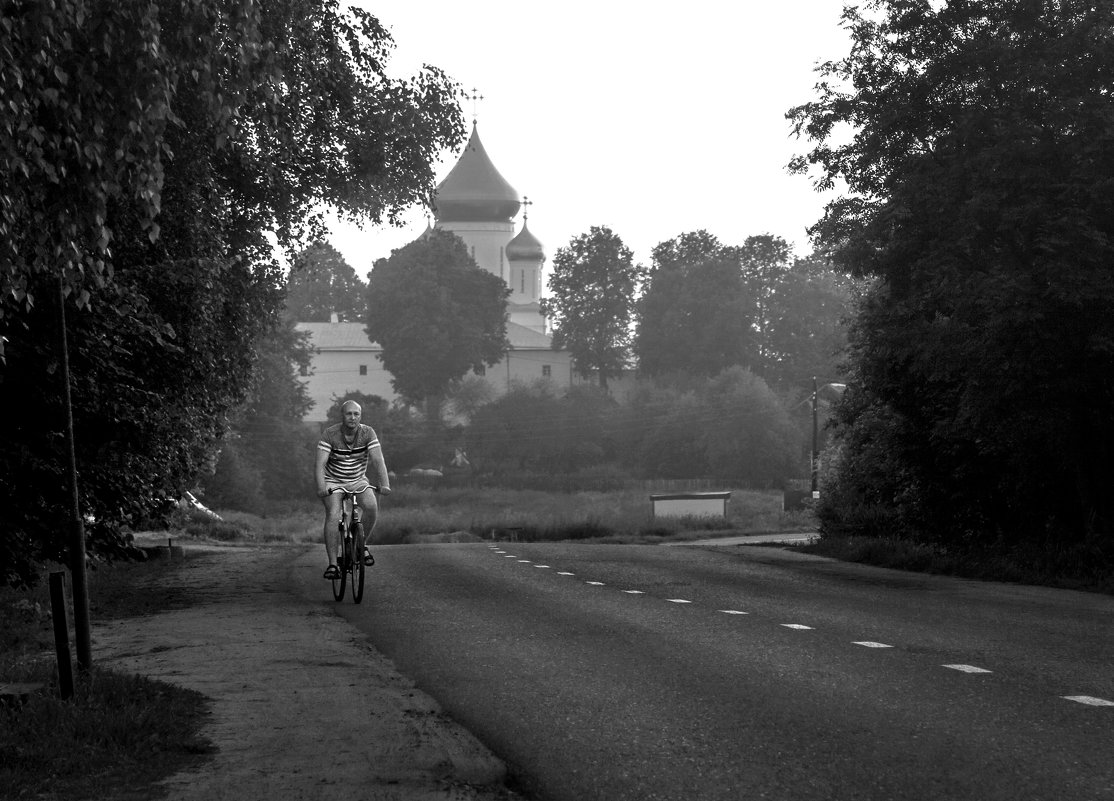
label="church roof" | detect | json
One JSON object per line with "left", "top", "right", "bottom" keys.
{"left": 296, "top": 321, "right": 375, "bottom": 350}
{"left": 296, "top": 320, "right": 551, "bottom": 350}
{"left": 506, "top": 222, "right": 544, "bottom": 261}
{"left": 433, "top": 123, "right": 520, "bottom": 223}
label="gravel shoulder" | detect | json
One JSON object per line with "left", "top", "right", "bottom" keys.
{"left": 92, "top": 541, "right": 521, "bottom": 801}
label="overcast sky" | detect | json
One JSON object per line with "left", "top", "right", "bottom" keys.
{"left": 324, "top": 1, "right": 853, "bottom": 280}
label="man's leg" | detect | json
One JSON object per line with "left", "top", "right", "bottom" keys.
{"left": 356, "top": 486, "right": 380, "bottom": 532}
{"left": 355, "top": 487, "right": 379, "bottom": 564}
{"left": 321, "top": 491, "right": 343, "bottom": 571}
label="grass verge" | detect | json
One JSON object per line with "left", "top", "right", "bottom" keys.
{"left": 796, "top": 535, "right": 1114, "bottom": 595}
{"left": 1, "top": 669, "right": 213, "bottom": 801}
{"left": 1, "top": 558, "right": 214, "bottom": 801}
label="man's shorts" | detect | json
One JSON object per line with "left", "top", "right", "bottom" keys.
{"left": 325, "top": 480, "right": 373, "bottom": 497}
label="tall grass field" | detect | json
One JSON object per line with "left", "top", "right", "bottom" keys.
{"left": 175, "top": 485, "right": 813, "bottom": 546}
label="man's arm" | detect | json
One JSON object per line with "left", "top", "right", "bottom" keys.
{"left": 368, "top": 437, "right": 391, "bottom": 495}
{"left": 315, "top": 444, "right": 331, "bottom": 497}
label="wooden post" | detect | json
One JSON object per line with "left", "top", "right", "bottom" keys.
{"left": 49, "top": 572, "right": 74, "bottom": 700}
{"left": 58, "top": 278, "right": 92, "bottom": 670}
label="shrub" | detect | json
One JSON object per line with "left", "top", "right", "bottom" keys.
{"left": 200, "top": 443, "right": 265, "bottom": 514}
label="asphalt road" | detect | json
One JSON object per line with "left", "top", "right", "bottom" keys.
{"left": 327, "top": 542, "right": 1114, "bottom": 801}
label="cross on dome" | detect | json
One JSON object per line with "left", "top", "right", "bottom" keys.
{"left": 466, "top": 87, "right": 484, "bottom": 123}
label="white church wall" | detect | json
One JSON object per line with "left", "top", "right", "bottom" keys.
{"left": 470, "top": 348, "right": 577, "bottom": 394}
{"left": 438, "top": 221, "right": 513, "bottom": 282}
{"left": 298, "top": 348, "right": 394, "bottom": 423}
{"left": 507, "top": 263, "right": 540, "bottom": 305}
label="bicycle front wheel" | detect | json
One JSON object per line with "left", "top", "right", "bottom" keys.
{"left": 351, "top": 528, "right": 365, "bottom": 603}
{"left": 332, "top": 535, "right": 347, "bottom": 602}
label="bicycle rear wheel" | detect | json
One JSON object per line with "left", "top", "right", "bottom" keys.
{"left": 351, "top": 526, "right": 365, "bottom": 603}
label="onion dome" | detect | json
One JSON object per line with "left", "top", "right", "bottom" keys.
{"left": 506, "top": 222, "right": 544, "bottom": 261}
{"left": 433, "top": 123, "right": 520, "bottom": 222}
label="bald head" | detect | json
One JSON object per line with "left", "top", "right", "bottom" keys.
{"left": 341, "top": 401, "right": 362, "bottom": 429}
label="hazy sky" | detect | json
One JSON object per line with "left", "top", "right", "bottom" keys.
{"left": 325, "top": 1, "right": 852, "bottom": 279}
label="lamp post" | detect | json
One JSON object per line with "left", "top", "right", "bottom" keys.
{"left": 811, "top": 377, "right": 819, "bottom": 498}
{"left": 811, "top": 377, "right": 847, "bottom": 500}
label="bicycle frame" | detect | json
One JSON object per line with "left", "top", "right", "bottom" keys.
{"left": 327, "top": 486, "right": 377, "bottom": 603}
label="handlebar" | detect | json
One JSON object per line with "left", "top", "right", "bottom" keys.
{"left": 324, "top": 485, "right": 384, "bottom": 497}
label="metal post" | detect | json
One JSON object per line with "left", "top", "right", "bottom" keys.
{"left": 58, "top": 278, "right": 92, "bottom": 670}
{"left": 811, "top": 376, "right": 819, "bottom": 499}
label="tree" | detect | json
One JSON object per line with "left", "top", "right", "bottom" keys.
{"left": 285, "top": 242, "right": 367, "bottom": 322}
{"left": 788, "top": 0, "right": 1114, "bottom": 544}
{"left": 541, "top": 226, "right": 643, "bottom": 391}
{"left": 1, "top": 1, "right": 461, "bottom": 337}
{"left": 365, "top": 230, "right": 509, "bottom": 421}
{"left": 634, "top": 231, "right": 757, "bottom": 378}
{"left": 0, "top": 1, "right": 464, "bottom": 587}
{"left": 738, "top": 234, "right": 793, "bottom": 370}
{"left": 761, "top": 254, "right": 859, "bottom": 392}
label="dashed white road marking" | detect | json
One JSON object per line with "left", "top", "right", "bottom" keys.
{"left": 483, "top": 556, "right": 1101, "bottom": 702}
{"left": 1062, "top": 695, "right": 1114, "bottom": 707}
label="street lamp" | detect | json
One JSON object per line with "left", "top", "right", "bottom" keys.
{"left": 811, "top": 377, "right": 846, "bottom": 499}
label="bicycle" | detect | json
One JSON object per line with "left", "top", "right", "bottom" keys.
{"left": 327, "top": 486, "right": 377, "bottom": 603}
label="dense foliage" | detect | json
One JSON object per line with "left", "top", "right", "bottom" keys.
{"left": 462, "top": 370, "right": 798, "bottom": 486}
{"left": 467, "top": 382, "right": 616, "bottom": 474}
{"left": 613, "top": 368, "right": 799, "bottom": 484}
{"left": 541, "top": 226, "right": 644, "bottom": 390}
{"left": 365, "top": 230, "right": 510, "bottom": 417}
{"left": 200, "top": 320, "right": 318, "bottom": 513}
{"left": 788, "top": 0, "right": 1114, "bottom": 545}
{"left": 0, "top": 1, "right": 464, "bottom": 585}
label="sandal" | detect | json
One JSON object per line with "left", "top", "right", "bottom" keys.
{"left": 362, "top": 548, "right": 375, "bottom": 567}
{"left": 323, "top": 564, "right": 340, "bottom": 580}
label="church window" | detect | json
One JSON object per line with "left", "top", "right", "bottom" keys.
{"left": 299, "top": 365, "right": 309, "bottom": 377}
{"left": 359, "top": 365, "right": 368, "bottom": 376}
{"left": 520, "top": 269, "right": 525, "bottom": 293}
{"left": 542, "top": 365, "right": 551, "bottom": 378}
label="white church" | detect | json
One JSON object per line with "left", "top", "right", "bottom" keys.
{"left": 296, "top": 122, "right": 579, "bottom": 423}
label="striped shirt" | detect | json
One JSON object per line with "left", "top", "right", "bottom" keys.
{"left": 318, "top": 424, "right": 381, "bottom": 484}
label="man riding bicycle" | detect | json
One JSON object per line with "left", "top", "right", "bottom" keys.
{"left": 315, "top": 400, "right": 392, "bottom": 580}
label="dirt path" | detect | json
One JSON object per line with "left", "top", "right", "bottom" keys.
{"left": 93, "top": 544, "right": 522, "bottom": 801}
